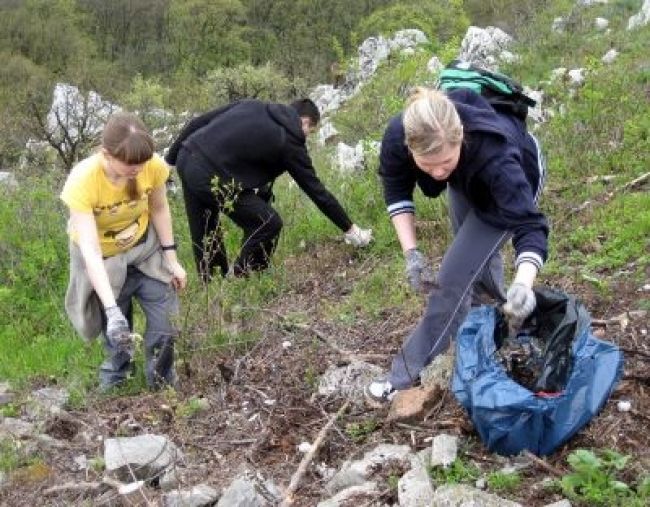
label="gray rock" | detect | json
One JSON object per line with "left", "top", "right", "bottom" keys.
{"left": 0, "top": 172, "right": 18, "bottom": 190}
{"left": 26, "top": 387, "right": 69, "bottom": 419}
{"left": 431, "top": 434, "right": 458, "bottom": 468}
{"left": 458, "top": 26, "right": 513, "bottom": 70}
{"left": 390, "top": 29, "right": 428, "bottom": 52}
{"left": 543, "top": 500, "right": 572, "bottom": 507}
{"left": 398, "top": 455, "right": 435, "bottom": 507}
{"left": 317, "top": 119, "right": 339, "bottom": 146}
{"left": 552, "top": 17, "right": 566, "bottom": 32}
{"left": 628, "top": 0, "right": 650, "bottom": 30}
{"left": 567, "top": 68, "right": 586, "bottom": 87}
{"left": 163, "top": 484, "right": 219, "bottom": 507}
{"left": 602, "top": 49, "right": 618, "bottom": 65}
{"left": 578, "top": 0, "right": 608, "bottom": 5}
{"left": 0, "top": 417, "right": 36, "bottom": 438}
{"left": 432, "top": 484, "right": 522, "bottom": 506}
{"left": 216, "top": 476, "right": 266, "bottom": 507}
{"left": 160, "top": 467, "right": 181, "bottom": 492}
{"left": 104, "top": 434, "right": 183, "bottom": 482}
{"left": 317, "top": 360, "right": 383, "bottom": 401}
{"left": 46, "top": 83, "right": 118, "bottom": 142}
{"left": 595, "top": 17, "right": 609, "bottom": 30}
{"left": 73, "top": 454, "right": 88, "bottom": 471}
{"left": 317, "top": 482, "right": 379, "bottom": 507}
{"left": 327, "top": 444, "right": 414, "bottom": 494}
{"left": 427, "top": 56, "right": 443, "bottom": 74}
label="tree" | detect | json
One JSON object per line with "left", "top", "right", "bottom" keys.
{"left": 356, "top": 0, "right": 469, "bottom": 50}
{"left": 168, "top": 0, "right": 251, "bottom": 74}
{"left": 0, "top": 0, "right": 96, "bottom": 75}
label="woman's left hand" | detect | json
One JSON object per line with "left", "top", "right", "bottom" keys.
{"left": 168, "top": 261, "right": 187, "bottom": 291}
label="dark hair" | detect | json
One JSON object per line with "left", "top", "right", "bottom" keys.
{"left": 102, "top": 112, "right": 154, "bottom": 200}
{"left": 102, "top": 112, "right": 154, "bottom": 165}
{"left": 290, "top": 98, "right": 320, "bottom": 126}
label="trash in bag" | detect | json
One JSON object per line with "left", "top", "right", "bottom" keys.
{"left": 452, "top": 287, "right": 623, "bottom": 456}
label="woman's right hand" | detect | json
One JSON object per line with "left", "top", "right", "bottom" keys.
{"left": 168, "top": 261, "right": 187, "bottom": 291}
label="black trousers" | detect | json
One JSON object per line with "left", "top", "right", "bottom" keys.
{"left": 177, "top": 147, "right": 282, "bottom": 281}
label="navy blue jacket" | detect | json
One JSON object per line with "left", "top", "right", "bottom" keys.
{"left": 166, "top": 100, "right": 353, "bottom": 232}
{"left": 379, "top": 88, "right": 548, "bottom": 265}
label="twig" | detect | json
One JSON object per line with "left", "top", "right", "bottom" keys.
{"left": 631, "top": 409, "right": 650, "bottom": 423}
{"left": 522, "top": 450, "right": 564, "bottom": 477}
{"left": 292, "top": 323, "right": 387, "bottom": 361}
{"left": 280, "top": 400, "right": 350, "bottom": 506}
{"left": 620, "top": 347, "right": 650, "bottom": 360}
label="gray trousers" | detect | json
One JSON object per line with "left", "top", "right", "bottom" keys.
{"left": 100, "top": 267, "right": 179, "bottom": 390}
{"left": 389, "top": 134, "right": 545, "bottom": 389}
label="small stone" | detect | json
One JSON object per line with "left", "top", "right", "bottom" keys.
{"left": 387, "top": 385, "right": 440, "bottom": 422}
{"left": 282, "top": 340, "right": 292, "bottom": 349}
{"left": 617, "top": 400, "right": 631, "bottom": 412}
{"left": 298, "top": 442, "right": 313, "bottom": 453}
{"left": 475, "top": 477, "right": 487, "bottom": 489}
{"left": 73, "top": 455, "right": 88, "bottom": 471}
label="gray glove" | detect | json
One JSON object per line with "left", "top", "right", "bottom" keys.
{"left": 404, "top": 248, "right": 436, "bottom": 293}
{"left": 105, "top": 306, "right": 133, "bottom": 354}
{"left": 503, "top": 283, "right": 536, "bottom": 325}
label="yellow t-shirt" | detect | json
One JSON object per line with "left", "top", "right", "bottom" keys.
{"left": 60, "top": 153, "right": 170, "bottom": 257}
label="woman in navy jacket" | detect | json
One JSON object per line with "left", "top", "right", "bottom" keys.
{"left": 367, "top": 86, "right": 548, "bottom": 403}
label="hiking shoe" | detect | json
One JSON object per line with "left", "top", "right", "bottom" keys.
{"left": 365, "top": 379, "right": 396, "bottom": 407}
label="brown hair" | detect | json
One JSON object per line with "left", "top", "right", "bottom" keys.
{"left": 403, "top": 87, "right": 463, "bottom": 156}
{"left": 102, "top": 112, "right": 154, "bottom": 200}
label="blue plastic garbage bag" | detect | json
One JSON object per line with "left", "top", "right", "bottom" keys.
{"left": 452, "top": 287, "right": 623, "bottom": 456}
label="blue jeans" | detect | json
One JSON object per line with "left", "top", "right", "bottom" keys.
{"left": 100, "top": 267, "right": 178, "bottom": 390}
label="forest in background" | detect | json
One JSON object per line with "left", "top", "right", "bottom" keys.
{"left": 0, "top": 0, "right": 543, "bottom": 169}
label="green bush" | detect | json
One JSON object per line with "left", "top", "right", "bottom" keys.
{"left": 356, "top": 0, "right": 468, "bottom": 48}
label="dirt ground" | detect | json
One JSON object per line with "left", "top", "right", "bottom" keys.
{"left": 1, "top": 246, "right": 648, "bottom": 507}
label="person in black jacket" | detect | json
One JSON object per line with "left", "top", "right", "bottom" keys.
{"left": 165, "top": 98, "right": 372, "bottom": 281}
{"left": 366, "top": 86, "right": 548, "bottom": 404}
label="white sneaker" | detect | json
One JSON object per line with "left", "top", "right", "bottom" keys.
{"left": 365, "top": 379, "right": 396, "bottom": 406}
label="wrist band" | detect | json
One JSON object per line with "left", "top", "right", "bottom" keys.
{"left": 161, "top": 243, "right": 177, "bottom": 251}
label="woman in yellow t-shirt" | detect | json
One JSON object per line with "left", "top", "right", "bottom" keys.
{"left": 61, "top": 112, "right": 187, "bottom": 391}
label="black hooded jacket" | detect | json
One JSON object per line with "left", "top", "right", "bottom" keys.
{"left": 166, "top": 100, "right": 352, "bottom": 232}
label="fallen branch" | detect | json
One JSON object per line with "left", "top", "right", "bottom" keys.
{"left": 557, "top": 171, "right": 650, "bottom": 225}
{"left": 43, "top": 481, "right": 103, "bottom": 496}
{"left": 522, "top": 450, "right": 564, "bottom": 477}
{"left": 280, "top": 400, "right": 350, "bottom": 506}
{"left": 292, "top": 323, "right": 387, "bottom": 361}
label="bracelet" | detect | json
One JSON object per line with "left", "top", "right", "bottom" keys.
{"left": 161, "top": 243, "right": 177, "bottom": 251}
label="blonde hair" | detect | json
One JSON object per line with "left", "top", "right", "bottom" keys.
{"left": 102, "top": 112, "right": 154, "bottom": 200}
{"left": 403, "top": 87, "right": 463, "bottom": 156}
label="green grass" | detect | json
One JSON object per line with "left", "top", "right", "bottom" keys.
{"left": 487, "top": 470, "right": 522, "bottom": 493}
{"left": 0, "top": 1, "right": 648, "bottom": 414}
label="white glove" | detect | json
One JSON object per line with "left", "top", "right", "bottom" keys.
{"left": 503, "top": 283, "right": 536, "bottom": 322}
{"left": 503, "top": 260, "right": 538, "bottom": 325}
{"left": 344, "top": 224, "right": 373, "bottom": 247}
